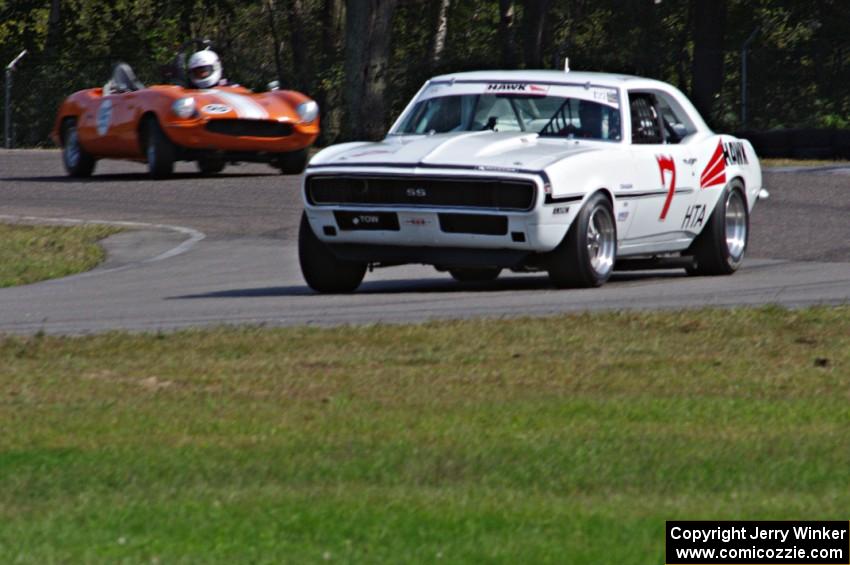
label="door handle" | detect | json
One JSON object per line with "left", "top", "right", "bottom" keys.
{"left": 682, "top": 157, "right": 697, "bottom": 165}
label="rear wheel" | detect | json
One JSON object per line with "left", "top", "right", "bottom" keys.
{"left": 144, "top": 118, "right": 175, "bottom": 179}
{"left": 274, "top": 149, "right": 309, "bottom": 175}
{"left": 547, "top": 192, "right": 617, "bottom": 288}
{"left": 197, "top": 157, "right": 225, "bottom": 175}
{"left": 61, "top": 119, "right": 96, "bottom": 177}
{"left": 448, "top": 268, "right": 502, "bottom": 282}
{"left": 686, "top": 182, "right": 748, "bottom": 276}
{"left": 298, "top": 212, "right": 366, "bottom": 293}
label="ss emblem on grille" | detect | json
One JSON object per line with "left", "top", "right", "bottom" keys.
{"left": 406, "top": 187, "right": 427, "bottom": 197}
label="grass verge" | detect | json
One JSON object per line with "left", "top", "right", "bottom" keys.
{"left": 760, "top": 157, "right": 850, "bottom": 168}
{"left": 0, "top": 223, "right": 121, "bottom": 287}
{"left": 2, "top": 306, "right": 849, "bottom": 563}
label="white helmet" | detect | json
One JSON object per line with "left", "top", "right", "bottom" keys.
{"left": 187, "top": 49, "right": 222, "bottom": 89}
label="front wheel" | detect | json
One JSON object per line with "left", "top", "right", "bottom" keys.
{"left": 547, "top": 192, "right": 617, "bottom": 288}
{"left": 144, "top": 118, "right": 175, "bottom": 179}
{"left": 686, "top": 183, "right": 748, "bottom": 276}
{"left": 62, "top": 119, "right": 96, "bottom": 177}
{"left": 298, "top": 212, "right": 366, "bottom": 293}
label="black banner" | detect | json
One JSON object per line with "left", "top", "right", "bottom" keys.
{"left": 666, "top": 521, "right": 849, "bottom": 564}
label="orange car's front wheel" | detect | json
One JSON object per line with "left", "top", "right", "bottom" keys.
{"left": 62, "top": 119, "right": 96, "bottom": 178}
{"left": 144, "top": 118, "right": 176, "bottom": 179}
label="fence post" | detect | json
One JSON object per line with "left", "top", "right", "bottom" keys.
{"left": 4, "top": 49, "right": 27, "bottom": 149}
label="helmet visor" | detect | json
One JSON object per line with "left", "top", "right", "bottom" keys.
{"left": 190, "top": 65, "right": 214, "bottom": 81}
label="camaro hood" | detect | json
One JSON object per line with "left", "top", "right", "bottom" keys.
{"left": 311, "top": 131, "right": 605, "bottom": 171}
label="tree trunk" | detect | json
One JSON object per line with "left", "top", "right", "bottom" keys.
{"left": 264, "top": 0, "right": 285, "bottom": 87}
{"left": 690, "top": 0, "right": 727, "bottom": 122}
{"left": 431, "top": 0, "right": 450, "bottom": 66}
{"left": 343, "top": 0, "right": 398, "bottom": 140}
{"left": 319, "top": 0, "right": 345, "bottom": 143}
{"left": 521, "top": 0, "right": 552, "bottom": 68}
{"left": 45, "top": 0, "right": 62, "bottom": 57}
{"left": 499, "top": 0, "right": 517, "bottom": 68}
{"left": 288, "top": 0, "right": 312, "bottom": 91}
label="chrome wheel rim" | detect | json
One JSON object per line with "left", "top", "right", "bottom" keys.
{"left": 587, "top": 206, "right": 616, "bottom": 277}
{"left": 725, "top": 190, "right": 747, "bottom": 261}
{"left": 65, "top": 126, "right": 80, "bottom": 168}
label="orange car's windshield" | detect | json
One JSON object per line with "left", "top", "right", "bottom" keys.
{"left": 396, "top": 94, "right": 622, "bottom": 141}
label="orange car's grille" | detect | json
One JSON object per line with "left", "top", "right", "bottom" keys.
{"left": 205, "top": 119, "right": 293, "bottom": 137}
{"left": 306, "top": 175, "right": 536, "bottom": 211}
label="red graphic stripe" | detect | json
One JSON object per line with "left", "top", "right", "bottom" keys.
{"left": 700, "top": 158, "right": 726, "bottom": 188}
{"left": 657, "top": 154, "right": 676, "bottom": 220}
{"left": 700, "top": 141, "right": 726, "bottom": 189}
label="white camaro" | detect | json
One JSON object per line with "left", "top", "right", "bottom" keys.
{"left": 300, "top": 69, "right": 763, "bottom": 293}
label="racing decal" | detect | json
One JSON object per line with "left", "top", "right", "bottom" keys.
{"left": 723, "top": 141, "right": 749, "bottom": 165}
{"left": 681, "top": 204, "right": 707, "bottom": 229}
{"left": 202, "top": 103, "right": 231, "bottom": 114}
{"left": 403, "top": 217, "right": 432, "bottom": 226}
{"left": 485, "top": 83, "right": 549, "bottom": 95}
{"left": 202, "top": 90, "right": 268, "bottom": 119}
{"left": 656, "top": 154, "right": 676, "bottom": 220}
{"left": 96, "top": 99, "right": 113, "bottom": 136}
{"left": 700, "top": 141, "right": 727, "bottom": 189}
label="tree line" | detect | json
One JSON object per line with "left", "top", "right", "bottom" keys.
{"left": 1, "top": 0, "right": 849, "bottom": 147}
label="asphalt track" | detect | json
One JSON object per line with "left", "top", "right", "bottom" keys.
{"left": 1, "top": 149, "right": 848, "bottom": 334}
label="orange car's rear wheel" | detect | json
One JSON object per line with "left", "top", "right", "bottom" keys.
{"left": 197, "top": 157, "right": 225, "bottom": 175}
{"left": 273, "top": 149, "right": 308, "bottom": 175}
{"left": 144, "top": 118, "right": 175, "bottom": 179}
{"left": 61, "top": 119, "right": 96, "bottom": 178}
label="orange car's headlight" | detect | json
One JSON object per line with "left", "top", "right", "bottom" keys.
{"left": 172, "top": 97, "right": 197, "bottom": 119}
{"left": 296, "top": 101, "right": 319, "bottom": 123}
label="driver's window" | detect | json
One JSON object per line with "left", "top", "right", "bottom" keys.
{"left": 655, "top": 92, "right": 696, "bottom": 143}
{"left": 629, "top": 93, "right": 663, "bottom": 144}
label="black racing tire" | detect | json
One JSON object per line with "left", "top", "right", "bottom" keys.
{"left": 61, "top": 119, "right": 96, "bottom": 177}
{"left": 686, "top": 182, "right": 748, "bottom": 276}
{"left": 547, "top": 192, "right": 617, "bottom": 288}
{"left": 274, "top": 149, "right": 309, "bottom": 175}
{"left": 197, "top": 157, "right": 225, "bottom": 175}
{"left": 448, "top": 268, "right": 502, "bottom": 282}
{"left": 144, "top": 117, "right": 176, "bottom": 179}
{"left": 298, "top": 212, "right": 367, "bottom": 293}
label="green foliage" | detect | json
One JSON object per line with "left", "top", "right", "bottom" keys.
{"left": 1, "top": 0, "right": 849, "bottom": 146}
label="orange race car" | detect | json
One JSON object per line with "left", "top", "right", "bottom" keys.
{"left": 51, "top": 40, "right": 319, "bottom": 178}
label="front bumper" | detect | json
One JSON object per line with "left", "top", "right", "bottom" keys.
{"left": 303, "top": 168, "right": 581, "bottom": 261}
{"left": 164, "top": 118, "right": 318, "bottom": 152}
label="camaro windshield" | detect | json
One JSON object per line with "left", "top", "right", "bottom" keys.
{"left": 396, "top": 94, "right": 622, "bottom": 141}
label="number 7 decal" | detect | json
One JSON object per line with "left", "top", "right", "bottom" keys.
{"left": 656, "top": 154, "right": 676, "bottom": 220}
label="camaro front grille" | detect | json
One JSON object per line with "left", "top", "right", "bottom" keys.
{"left": 306, "top": 175, "right": 536, "bottom": 211}
{"left": 205, "top": 119, "right": 293, "bottom": 137}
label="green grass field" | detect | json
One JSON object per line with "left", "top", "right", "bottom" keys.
{"left": 2, "top": 306, "right": 849, "bottom": 563}
{"left": 0, "top": 223, "right": 120, "bottom": 287}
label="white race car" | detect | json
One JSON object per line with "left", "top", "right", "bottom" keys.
{"left": 300, "top": 69, "right": 763, "bottom": 293}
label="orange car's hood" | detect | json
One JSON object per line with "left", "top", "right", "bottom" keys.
{"left": 149, "top": 85, "right": 304, "bottom": 122}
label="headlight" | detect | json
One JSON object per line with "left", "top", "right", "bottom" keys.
{"left": 296, "top": 100, "right": 319, "bottom": 123}
{"left": 171, "top": 97, "right": 197, "bottom": 119}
